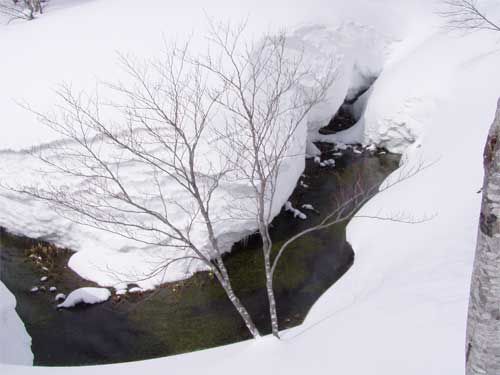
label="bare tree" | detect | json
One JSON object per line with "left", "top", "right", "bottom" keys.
{"left": 440, "top": 0, "right": 500, "bottom": 32}
{"left": 192, "top": 20, "right": 338, "bottom": 338}
{"left": 195, "top": 20, "right": 428, "bottom": 339}
{"left": 0, "top": 0, "right": 45, "bottom": 22}
{"left": 8, "top": 21, "right": 427, "bottom": 341}
{"left": 14, "top": 42, "right": 261, "bottom": 337}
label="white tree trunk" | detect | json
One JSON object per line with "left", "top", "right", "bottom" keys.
{"left": 466, "top": 98, "right": 500, "bottom": 375}
{"left": 264, "top": 252, "right": 280, "bottom": 338}
{"left": 215, "top": 259, "right": 260, "bottom": 338}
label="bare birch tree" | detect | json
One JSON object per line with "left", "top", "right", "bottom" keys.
{"left": 10, "top": 21, "right": 427, "bottom": 341}
{"left": 14, "top": 42, "right": 262, "bottom": 337}
{"left": 191, "top": 20, "right": 338, "bottom": 338}
{"left": 195, "top": 21, "right": 427, "bottom": 339}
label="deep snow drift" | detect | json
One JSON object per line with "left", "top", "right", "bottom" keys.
{"left": 0, "top": 0, "right": 403, "bottom": 366}
{"left": 0, "top": 0, "right": 395, "bottom": 293}
{"left": 1, "top": 0, "right": 500, "bottom": 373}
{"left": 0, "top": 283, "right": 33, "bottom": 365}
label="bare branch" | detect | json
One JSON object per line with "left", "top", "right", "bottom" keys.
{"left": 440, "top": 0, "right": 500, "bottom": 33}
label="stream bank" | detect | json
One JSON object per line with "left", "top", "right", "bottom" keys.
{"left": 0, "top": 146, "right": 399, "bottom": 366}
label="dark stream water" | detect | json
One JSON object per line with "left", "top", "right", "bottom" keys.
{"left": 0, "top": 146, "right": 399, "bottom": 366}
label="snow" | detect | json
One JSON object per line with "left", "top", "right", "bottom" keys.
{"left": 0, "top": 0, "right": 499, "bottom": 373}
{"left": 0, "top": 0, "right": 367, "bottom": 293}
{"left": 54, "top": 293, "right": 66, "bottom": 302}
{"left": 56, "top": 288, "right": 111, "bottom": 309}
{"left": 365, "top": 144, "right": 377, "bottom": 152}
{"left": 284, "top": 201, "right": 307, "bottom": 220}
{"left": 0, "top": 283, "right": 33, "bottom": 366}
{"left": 0, "top": 0, "right": 398, "bottom": 294}
{"left": 320, "top": 158, "right": 336, "bottom": 167}
{"left": 0, "top": 0, "right": 422, "bottom": 296}
{"left": 0, "top": 0, "right": 407, "bottom": 151}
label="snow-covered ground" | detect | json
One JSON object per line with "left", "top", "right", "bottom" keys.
{"left": 1, "top": 0, "right": 500, "bottom": 372}
{"left": 0, "top": 0, "right": 398, "bottom": 291}
{"left": 0, "top": 284, "right": 33, "bottom": 366}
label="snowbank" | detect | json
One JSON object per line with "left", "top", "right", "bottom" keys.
{"left": 0, "top": 0, "right": 429, "bottom": 151}
{"left": 57, "top": 288, "right": 111, "bottom": 309}
{"left": 0, "top": 0, "right": 408, "bottom": 292}
{"left": 0, "top": 282, "right": 33, "bottom": 366}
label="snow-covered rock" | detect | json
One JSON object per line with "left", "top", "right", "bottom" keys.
{"left": 320, "top": 159, "right": 336, "bottom": 167}
{"left": 365, "top": 144, "right": 377, "bottom": 152}
{"left": 284, "top": 201, "right": 307, "bottom": 220}
{"left": 301, "top": 204, "right": 315, "bottom": 211}
{"left": 57, "top": 288, "right": 111, "bottom": 309}
{"left": 54, "top": 293, "right": 66, "bottom": 302}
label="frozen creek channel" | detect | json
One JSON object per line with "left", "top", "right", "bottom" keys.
{"left": 0, "top": 146, "right": 399, "bottom": 366}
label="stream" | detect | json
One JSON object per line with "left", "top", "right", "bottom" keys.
{"left": 0, "top": 146, "right": 399, "bottom": 366}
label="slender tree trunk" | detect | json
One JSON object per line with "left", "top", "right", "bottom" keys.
{"left": 260, "top": 219, "right": 280, "bottom": 338}
{"left": 466, "top": 99, "right": 500, "bottom": 375}
{"left": 256, "top": 179, "right": 280, "bottom": 338}
{"left": 195, "top": 188, "right": 260, "bottom": 338}
{"left": 264, "top": 251, "right": 280, "bottom": 338}
{"left": 216, "top": 259, "right": 261, "bottom": 338}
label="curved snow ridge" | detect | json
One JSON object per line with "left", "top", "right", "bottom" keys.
{"left": 0, "top": 124, "right": 305, "bottom": 293}
{"left": 57, "top": 287, "right": 111, "bottom": 309}
{"left": 0, "top": 19, "right": 395, "bottom": 293}
{"left": 301, "top": 22, "right": 397, "bottom": 138}
{"left": 300, "top": 21, "right": 500, "bottom": 375}
{"left": 0, "top": 282, "right": 33, "bottom": 366}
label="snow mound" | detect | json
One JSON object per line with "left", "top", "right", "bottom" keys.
{"left": 57, "top": 288, "right": 111, "bottom": 309}
{"left": 284, "top": 201, "right": 307, "bottom": 220}
{"left": 54, "top": 293, "right": 66, "bottom": 302}
{"left": 0, "top": 282, "right": 33, "bottom": 365}
{"left": 0, "top": 10, "right": 392, "bottom": 293}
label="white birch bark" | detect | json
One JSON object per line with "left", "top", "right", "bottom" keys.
{"left": 466, "top": 98, "right": 500, "bottom": 374}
